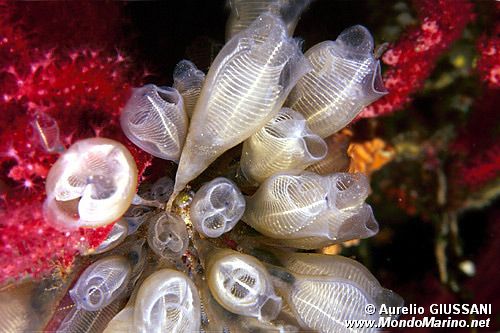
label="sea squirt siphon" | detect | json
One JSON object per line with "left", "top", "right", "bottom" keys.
{"left": 226, "top": 0, "right": 313, "bottom": 40}
{"left": 241, "top": 107, "right": 327, "bottom": 184}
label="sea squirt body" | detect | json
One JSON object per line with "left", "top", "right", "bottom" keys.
{"left": 269, "top": 253, "right": 403, "bottom": 333}
{"left": 120, "top": 84, "right": 188, "bottom": 162}
{"left": 242, "top": 171, "right": 379, "bottom": 248}
{"left": 90, "top": 219, "right": 129, "bottom": 255}
{"left": 69, "top": 255, "right": 132, "bottom": 312}
{"left": 133, "top": 269, "right": 201, "bottom": 333}
{"left": 173, "top": 60, "right": 205, "bottom": 119}
{"left": 206, "top": 248, "right": 282, "bottom": 321}
{"left": 147, "top": 212, "right": 189, "bottom": 261}
{"left": 287, "top": 25, "right": 387, "bottom": 138}
{"left": 282, "top": 252, "right": 404, "bottom": 314}
{"left": 190, "top": 177, "right": 245, "bottom": 238}
{"left": 172, "top": 13, "right": 310, "bottom": 201}
{"left": 241, "top": 108, "right": 327, "bottom": 184}
{"left": 44, "top": 138, "right": 138, "bottom": 229}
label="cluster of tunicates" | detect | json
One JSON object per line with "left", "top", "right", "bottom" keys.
{"left": 243, "top": 171, "right": 379, "bottom": 249}
{"left": 40, "top": 2, "right": 402, "bottom": 332}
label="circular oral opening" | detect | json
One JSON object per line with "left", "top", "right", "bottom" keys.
{"left": 259, "top": 295, "right": 282, "bottom": 321}
{"left": 209, "top": 183, "right": 233, "bottom": 210}
{"left": 372, "top": 61, "right": 388, "bottom": 95}
{"left": 303, "top": 135, "right": 327, "bottom": 159}
{"left": 156, "top": 86, "right": 180, "bottom": 105}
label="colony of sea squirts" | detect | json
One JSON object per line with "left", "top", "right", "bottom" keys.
{"left": 37, "top": 3, "right": 403, "bottom": 332}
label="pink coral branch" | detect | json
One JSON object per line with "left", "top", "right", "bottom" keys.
{"left": 0, "top": 2, "right": 151, "bottom": 284}
{"left": 476, "top": 20, "right": 500, "bottom": 89}
{"left": 359, "top": 0, "right": 475, "bottom": 118}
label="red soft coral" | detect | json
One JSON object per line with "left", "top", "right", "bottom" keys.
{"left": 359, "top": 0, "right": 475, "bottom": 118}
{"left": 0, "top": 1, "right": 151, "bottom": 284}
{"left": 476, "top": 18, "right": 500, "bottom": 89}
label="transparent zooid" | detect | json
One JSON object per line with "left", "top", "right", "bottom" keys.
{"left": 267, "top": 255, "right": 403, "bottom": 333}
{"left": 147, "top": 212, "right": 188, "bottom": 261}
{"left": 44, "top": 138, "right": 138, "bottom": 230}
{"left": 172, "top": 60, "right": 205, "bottom": 119}
{"left": 120, "top": 84, "right": 188, "bottom": 162}
{"left": 122, "top": 204, "right": 155, "bottom": 235}
{"left": 31, "top": 111, "right": 65, "bottom": 153}
{"left": 88, "top": 219, "right": 128, "bottom": 255}
{"left": 134, "top": 269, "right": 201, "bottom": 333}
{"left": 58, "top": 240, "right": 146, "bottom": 333}
{"left": 306, "top": 133, "right": 351, "bottom": 175}
{"left": 286, "top": 25, "right": 388, "bottom": 138}
{"left": 132, "top": 176, "right": 174, "bottom": 208}
{"left": 206, "top": 248, "right": 282, "bottom": 321}
{"left": 279, "top": 252, "right": 404, "bottom": 315}
{"left": 190, "top": 177, "right": 246, "bottom": 238}
{"left": 69, "top": 255, "right": 132, "bottom": 312}
{"left": 242, "top": 171, "right": 379, "bottom": 249}
{"left": 170, "top": 13, "right": 310, "bottom": 208}
{"left": 240, "top": 108, "right": 327, "bottom": 184}
{"left": 225, "top": 0, "right": 313, "bottom": 40}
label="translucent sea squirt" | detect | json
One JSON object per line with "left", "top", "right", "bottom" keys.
{"left": 281, "top": 252, "right": 404, "bottom": 315}
{"left": 69, "top": 255, "right": 132, "bottom": 312}
{"left": 240, "top": 108, "right": 327, "bottom": 184}
{"left": 268, "top": 253, "right": 403, "bottom": 333}
{"left": 120, "top": 84, "right": 188, "bottom": 162}
{"left": 190, "top": 177, "right": 246, "bottom": 238}
{"left": 171, "top": 13, "right": 310, "bottom": 204}
{"left": 226, "top": 0, "right": 313, "bottom": 40}
{"left": 31, "top": 111, "right": 65, "bottom": 153}
{"left": 206, "top": 248, "right": 282, "bottom": 321}
{"left": 242, "top": 171, "right": 378, "bottom": 248}
{"left": 287, "top": 25, "right": 387, "bottom": 138}
{"left": 44, "top": 138, "right": 138, "bottom": 229}
{"left": 90, "top": 219, "right": 129, "bottom": 255}
{"left": 133, "top": 269, "right": 201, "bottom": 333}
{"left": 147, "top": 212, "right": 189, "bottom": 260}
{"left": 173, "top": 60, "right": 205, "bottom": 119}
